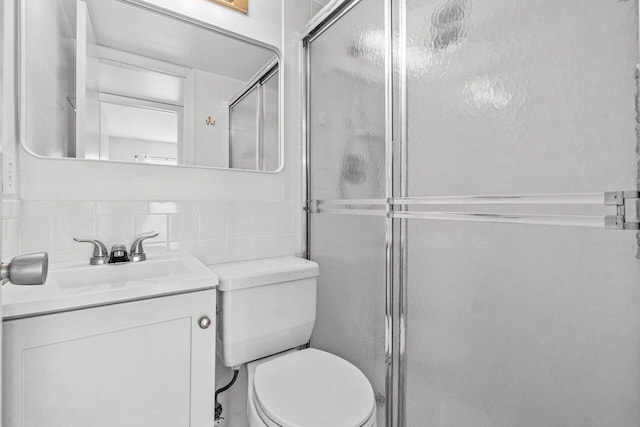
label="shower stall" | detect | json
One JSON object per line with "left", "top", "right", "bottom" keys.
{"left": 303, "top": 0, "right": 640, "bottom": 426}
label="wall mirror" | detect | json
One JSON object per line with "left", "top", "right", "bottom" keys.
{"left": 19, "top": 0, "right": 282, "bottom": 172}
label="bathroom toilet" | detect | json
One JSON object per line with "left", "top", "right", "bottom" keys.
{"left": 210, "top": 257, "right": 377, "bottom": 427}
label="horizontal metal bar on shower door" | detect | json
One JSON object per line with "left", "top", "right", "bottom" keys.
{"left": 308, "top": 191, "right": 639, "bottom": 229}
{"left": 315, "top": 198, "right": 388, "bottom": 205}
{"left": 391, "top": 192, "right": 605, "bottom": 206}
{"left": 311, "top": 199, "right": 388, "bottom": 207}
{"left": 308, "top": 205, "right": 605, "bottom": 227}
{"left": 313, "top": 192, "right": 612, "bottom": 209}
{"left": 392, "top": 211, "right": 604, "bottom": 228}
{"left": 306, "top": 199, "right": 388, "bottom": 213}
{"left": 310, "top": 208, "right": 389, "bottom": 217}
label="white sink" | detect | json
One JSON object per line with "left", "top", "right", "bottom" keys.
{"left": 2, "top": 251, "right": 218, "bottom": 319}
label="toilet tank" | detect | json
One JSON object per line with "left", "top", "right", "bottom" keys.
{"left": 209, "top": 256, "right": 319, "bottom": 368}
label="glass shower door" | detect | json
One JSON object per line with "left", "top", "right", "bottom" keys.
{"left": 399, "top": 0, "right": 640, "bottom": 425}
{"left": 305, "top": 0, "right": 390, "bottom": 424}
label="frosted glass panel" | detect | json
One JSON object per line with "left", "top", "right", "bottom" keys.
{"left": 405, "top": 220, "right": 640, "bottom": 426}
{"left": 309, "top": 214, "right": 387, "bottom": 425}
{"left": 229, "top": 87, "right": 259, "bottom": 170}
{"left": 308, "top": 0, "right": 386, "bottom": 200}
{"left": 307, "top": 0, "right": 388, "bottom": 423}
{"left": 404, "top": 0, "right": 638, "bottom": 196}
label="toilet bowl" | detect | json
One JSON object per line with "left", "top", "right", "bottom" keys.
{"left": 209, "top": 257, "right": 377, "bottom": 427}
{"left": 246, "top": 349, "right": 377, "bottom": 427}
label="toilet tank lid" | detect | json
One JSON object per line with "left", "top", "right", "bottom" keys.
{"left": 209, "top": 256, "right": 319, "bottom": 291}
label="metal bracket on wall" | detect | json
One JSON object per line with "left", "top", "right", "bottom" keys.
{"left": 305, "top": 200, "right": 320, "bottom": 214}
{"left": 604, "top": 191, "right": 640, "bottom": 230}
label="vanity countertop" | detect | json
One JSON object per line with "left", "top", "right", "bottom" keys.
{"left": 2, "top": 251, "right": 218, "bottom": 320}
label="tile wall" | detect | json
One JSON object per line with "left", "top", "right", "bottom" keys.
{"left": 3, "top": 199, "right": 301, "bottom": 265}
{"left": 3, "top": 199, "right": 20, "bottom": 260}
{"left": 209, "top": 3, "right": 315, "bottom": 426}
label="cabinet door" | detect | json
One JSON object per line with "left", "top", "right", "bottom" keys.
{"left": 3, "top": 290, "right": 216, "bottom": 427}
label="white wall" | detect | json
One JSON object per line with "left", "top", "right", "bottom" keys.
{"left": 4, "top": 2, "right": 303, "bottom": 425}
{"left": 0, "top": 0, "right": 5, "bottom": 266}
{"left": 2, "top": 0, "right": 19, "bottom": 261}
{"left": 139, "top": 0, "right": 282, "bottom": 51}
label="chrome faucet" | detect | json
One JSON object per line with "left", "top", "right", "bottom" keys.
{"left": 74, "top": 231, "right": 158, "bottom": 265}
{"left": 108, "top": 244, "right": 130, "bottom": 264}
{"left": 130, "top": 232, "right": 159, "bottom": 262}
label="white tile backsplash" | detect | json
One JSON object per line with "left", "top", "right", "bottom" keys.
{"left": 96, "top": 201, "right": 148, "bottom": 216}
{"left": 2, "top": 218, "right": 20, "bottom": 259}
{"left": 199, "top": 214, "right": 226, "bottom": 240}
{"left": 52, "top": 216, "right": 94, "bottom": 250}
{"left": 23, "top": 200, "right": 95, "bottom": 217}
{"left": 227, "top": 236, "right": 252, "bottom": 261}
{"left": 226, "top": 213, "right": 252, "bottom": 238}
{"left": 21, "top": 217, "right": 52, "bottom": 253}
{"left": 2, "top": 200, "right": 21, "bottom": 259}
{"left": 251, "top": 212, "right": 275, "bottom": 236}
{"left": 134, "top": 214, "right": 168, "bottom": 242}
{"left": 6, "top": 199, "right": 302, "bottom": 265}
{"left": 169, "top": 214, "right": 199, "bottom": 242}
{"left": 96, "top": 215, "right": 135, "bottom": 246}
{"left": 194, "top": 200, "right": 231, "bottom": 214}
{"left": 148, "top": 201, "right": 194, "bottom": 214}
{"left": 168, "top": 240, "right": 200, "bottom": 256}
{"left": 3, "top": 199, "right": 20, "bottom": 219}
{"left": 199, "top": 239, "right": 227, "bottom": 265}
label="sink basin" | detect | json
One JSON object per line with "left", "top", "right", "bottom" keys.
{"left": 3, "top": 251, "right": 218, "bottom": 319}
{"left": 53, "top": 258, "right": 192, "bottom": 289}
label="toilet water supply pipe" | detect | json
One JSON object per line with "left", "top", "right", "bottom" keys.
{"left": 214, "top": 369, "right": 240, "bottom": 423}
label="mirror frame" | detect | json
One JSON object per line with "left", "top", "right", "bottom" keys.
{"left": 16, "top": 0, "right": 284, "bottom": 173}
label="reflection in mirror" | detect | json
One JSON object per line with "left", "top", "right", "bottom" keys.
{"left": 21, "top": 0, "right": 281, "bottom": 171}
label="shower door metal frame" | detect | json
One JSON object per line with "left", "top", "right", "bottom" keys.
{"left": 302, "top": 1, "right": 396, "bottom": 426}
{"left": 303, "top": 1, "right": 640, "bottom": 426}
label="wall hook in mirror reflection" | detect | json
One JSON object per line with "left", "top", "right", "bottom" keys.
{"left": 206, "top": 116, "right": 216, "bottom": 126}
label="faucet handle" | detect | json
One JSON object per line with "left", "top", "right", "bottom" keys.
{"left": 73, "top": 238, "right": 109, "bottom": 265}
{"left": 130, "top": 231, "right": 159, "bottom": 262}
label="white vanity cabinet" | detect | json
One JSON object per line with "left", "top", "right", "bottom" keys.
{"left": 2, "top": 290, "right": 216, "bottom": 427}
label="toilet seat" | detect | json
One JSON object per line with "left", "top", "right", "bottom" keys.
{"left": 252, "top": 349, "right": 376, "bottom": 427}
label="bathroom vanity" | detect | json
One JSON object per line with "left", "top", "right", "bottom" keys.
{"left": 2, "top": 252, "right": 217, "bottom": 427}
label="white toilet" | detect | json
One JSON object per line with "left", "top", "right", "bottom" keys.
{"left": 210, "top": 256, "right": 377, "bottom": 427}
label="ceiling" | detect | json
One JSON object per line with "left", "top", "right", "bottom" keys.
{"left": 84, "top": 0, "right": 277, "bottom": 82}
